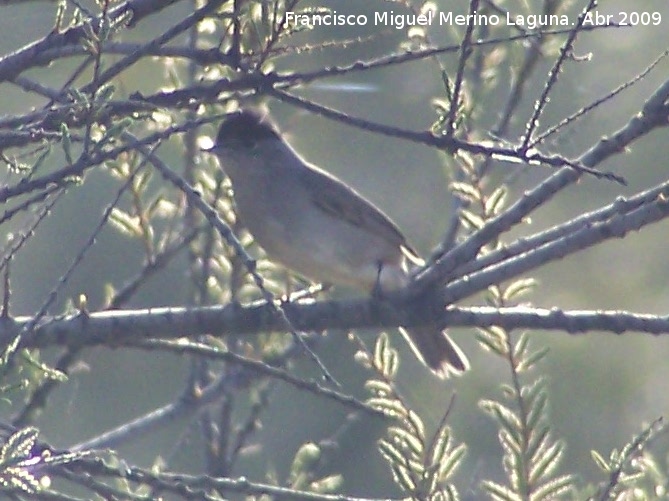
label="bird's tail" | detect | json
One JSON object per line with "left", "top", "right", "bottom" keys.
{"left": 399, "top": 326, "right": 469, "bottom": 378}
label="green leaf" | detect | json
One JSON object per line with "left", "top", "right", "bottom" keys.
{"left": 486, "top": 285, "right": 503, "bottom": 306}
{"left": 529, "top": 474, "right": 574, "bottom": 500}
{"left": 519, "top": 378, "right": 545, "bottom": 401}
{"left": 289, "top": 442, "right": 321, "bottom": 480}
{"left": 388, "top": 461, "right": 417, "bottom": 492}
{"left": 371, "top": 332, "right": 400, "bottom": 378}
{"left": 133, "top": 168, "right": 152, "bottom": 194}
{"left": 512, "top": 332, "right": 530, "bottom": 360}
{"left": 591, "top": 450, "right": 611, "bottom": 472}
{"left": 378, "top": 438, "right": 404, "bottom": 465}
{"left": 0, "top": 467, "right": 39, "bottom": 494}
{"left": 525, "top": 390, "right": 548, "bottom": 432}
{"left": 96, "top": 83, "right": 115, "bottom": 102}
{"left": 387, "top": 426, "right": 423, "bottom": 459}
{"left": 109, "top": 208, "right": 143, "bottom": 238}
{"left": 499, "top": 428, "right": 522, "bottom": 460}
{"left": 481, "top": 401, "right": 521, "bottom": 439}
{"left": 436, "top": 443, "right": 466, "bottom": 482}
{"left": 518, "top": 347, "right": 550, "bottom": 372}
{"left": 440, "top": 483, "right": 460, "bottom": 501}
{"left": 476, "top": 328, "right": 507, "bottom": 355}
{"left": 367, "top": 397, "right": 405, "bottom": 419}
{"left": 379, "top": 439, "right": 418, "bottom": 492}
{"left": 405, "top": 409, "right": 425, "bottom": 442}
{"left": 381, "top": 341, "right": 398, "bottom": 378}
{"left": 364, "top": 379, "right": 392, "bottom": 397}
{"left": 69, "top": 87, "right": 89, "bottom": 105}
{"left": 432, "top": 97, "right": 452, "bottom": 117}
{"left": 310, "top": 474, "right": 343, "bottom": 493}
{"left": 60, "top": 123, "right": 73, "bottom": 164}
{"left": 482, "top": 480, "right": 523, "bottom": 501}
{"left": 430, "top": 425, "right": 451, "bottom": 466}
{"left": 0, "top": 428, "right": 38, "bottom": 465}
{"left": 374, "top": 332, "right": 390, "bottom": 370}
{"left": 99, "top": 116, "right": 135, "bottom": 144}
{"left": 450, "top": 182, "right": 479, "bottom": 203}
{"left": 503, "top": 278, "right": 536, "bottom": 301}
{"left": 529, "top": 440, "right": 564, "bottom": 483}
{"left": 485, "top": 186, "right": 508, "bottom": 215}
{"left": 459, "top": 209, "right": 485, "bottom": 230}
{"left": 526, "top": 425, "right": 550, "bottom": 463}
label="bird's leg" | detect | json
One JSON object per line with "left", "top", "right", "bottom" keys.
{"left": 371, "top": 261, "right": 386, "bottom": 299}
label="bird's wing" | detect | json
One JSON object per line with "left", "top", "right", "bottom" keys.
{"left": 302, "top": 162, "right": 422, "bottom": 260}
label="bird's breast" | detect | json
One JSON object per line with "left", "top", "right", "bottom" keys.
{"left": 223, "top": 157, "right": 408, "bottom": 292}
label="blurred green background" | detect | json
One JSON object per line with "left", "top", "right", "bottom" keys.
{"left": 0, "top": 0, "right": 668, "bottom": 497}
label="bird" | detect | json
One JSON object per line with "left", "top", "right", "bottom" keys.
{"left": 205, "top": 108, "right": 469, "bottom": 378}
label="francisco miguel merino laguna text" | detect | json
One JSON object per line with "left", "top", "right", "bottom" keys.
{"left": 284, "top": 10, "right": 577, "bottom": 30}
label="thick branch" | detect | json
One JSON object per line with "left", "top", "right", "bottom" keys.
{"left": 3, "top": 300, "right": 669, "bottom": 351}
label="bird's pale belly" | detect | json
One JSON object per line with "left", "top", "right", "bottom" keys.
{"left": 245, "top": 212, "right": 408, "bottom": 293}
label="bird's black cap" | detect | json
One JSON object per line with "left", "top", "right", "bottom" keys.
{"left": 213, "top": 109, "right": 280, "bottom": 148}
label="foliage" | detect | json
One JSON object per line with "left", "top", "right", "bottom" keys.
{"left": 361, "top": 332, "right": 465, "bottom": 500}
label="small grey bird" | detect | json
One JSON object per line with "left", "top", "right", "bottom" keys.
{"left": 207, "top": 109, "right": 468, "bottom": 378}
